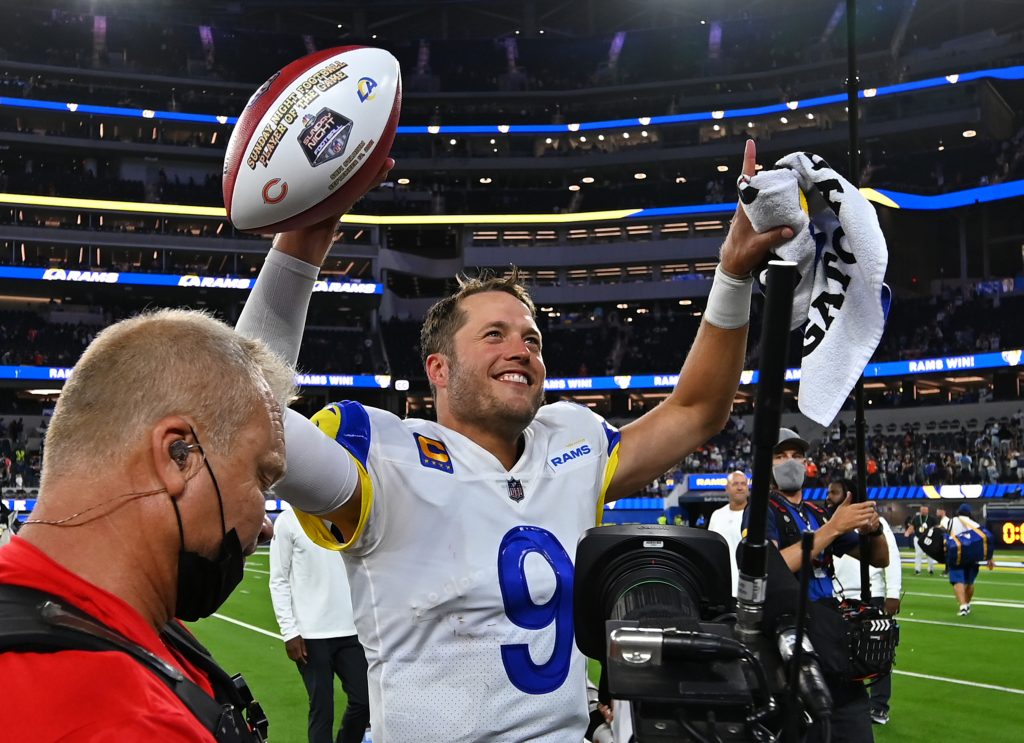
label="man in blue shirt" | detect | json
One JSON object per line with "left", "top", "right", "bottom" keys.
{"left": 744, "top": 428, "right": 889, "bottom": 743}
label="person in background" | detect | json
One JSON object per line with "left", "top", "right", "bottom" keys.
{"left": 946, "top": 503, "right": 996, "bottom": 616}
{"left": 829, "top": 480, "right": 902, "bottom": 726}
{"left": 270, "top": 507, "right": 370, "bottom": 743}
{"left": 744, "top": 428, "right": 889, "bottom": 743}
{"left": 903, "top": 505, "right": 936, "bottom": 575}
{"left": 707, "top": 470, "right": 749, "bottom": 595}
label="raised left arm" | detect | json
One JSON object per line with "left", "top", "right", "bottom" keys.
{"left": 606, "top": 140, "right": 794, "bottom": 502}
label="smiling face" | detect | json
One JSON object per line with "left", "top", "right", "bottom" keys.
{"left": 430, "top": 291, "right": 547, "bottom": 440}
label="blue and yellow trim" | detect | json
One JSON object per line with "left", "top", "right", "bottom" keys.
{"left": 293, "top": 401, "right": 375, "bottom": 551}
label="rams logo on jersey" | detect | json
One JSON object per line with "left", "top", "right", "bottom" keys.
{"left": 414, "top": 433, "right": 454, "bottom": 473}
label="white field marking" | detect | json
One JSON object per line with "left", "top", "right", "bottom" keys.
{"left": 211, "top": 613, "right": 282, "bottom": 640}
{"left": 893, "top": 669, "right": 1024, "bottom": 695}
{"left": 244, "top": 566, "right": 270, "bottom": 575}
{"left": 899, "top": 617, "right": 1024, "bottom": 634}
{"left": 903, "top": 591, "right": 1024, "bottom": 608}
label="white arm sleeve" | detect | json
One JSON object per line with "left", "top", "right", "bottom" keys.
{"left": 882, "top": 522, "right": 901, "bottom": 599}
{"left": 275, "top": 408, "right": 360, "bottom": 516}
{"left": 235, "top": 250, "right": 321, "bottom": 366}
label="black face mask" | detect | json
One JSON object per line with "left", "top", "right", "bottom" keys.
{"left": 170, "top": 433, "right": 246, "bottom": 622}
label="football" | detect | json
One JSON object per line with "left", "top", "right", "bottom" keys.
{"left": 223, "top": 46, "right": 401, "bottom": 233}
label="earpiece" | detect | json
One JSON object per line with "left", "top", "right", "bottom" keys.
{"left": 170, "top": 440, "right": 191, "bottom": 468}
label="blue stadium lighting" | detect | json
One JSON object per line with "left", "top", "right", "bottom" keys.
{"left": 2, "top": 64, "right": 1022, "bottom": 135}
{"left": 0, "top": 265, "right": 382, "bottom": 294}
{"left": 0, "top": 96, "right": 233, "bottom": 125}
{"left": 871, "top": 180, "right": 1024, "bottom": 210}
{"left": 3, "top": 349, "right": 1018, "bottom": 394}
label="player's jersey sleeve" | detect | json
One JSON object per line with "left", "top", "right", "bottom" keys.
{"left": 292, "top": 400, "right": 388, "bottom": 555}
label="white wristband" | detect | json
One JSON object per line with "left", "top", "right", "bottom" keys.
{"left": 703, "top": 265, "right": 753, "bottom": 329}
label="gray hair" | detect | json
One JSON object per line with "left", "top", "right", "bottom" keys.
{"left": 42, "top": 308, "right": 295, "bottom": 479}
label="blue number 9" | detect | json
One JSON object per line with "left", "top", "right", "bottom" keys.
{"left": 497, "top": 525, "right": 575, "bottom": 694}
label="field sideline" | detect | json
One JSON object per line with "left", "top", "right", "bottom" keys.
{"left": 190, "top": 550, "right": 1024, "bottom": 743}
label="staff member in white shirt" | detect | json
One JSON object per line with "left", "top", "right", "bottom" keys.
{"left": 828, "top": 480, "right": 901, "bottom": 727}
{"left": 707, "top": 470, "right": 749, "bottom": 595}
{"left": 270, "top": 507, "right": 369, "bottom": 743}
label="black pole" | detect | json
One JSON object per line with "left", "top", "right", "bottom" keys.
{"left": 784, "top": 531, "right": 817, "bottom": 743}
{"left": 736, "top": 260, "right": 798, "bottom": 642}
{"left": 846, "top": 0, "right": 873, "bottom": 604}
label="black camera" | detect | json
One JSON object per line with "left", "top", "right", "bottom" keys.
{"left": 574, "top": 524, "right": 792, "bottom": 743}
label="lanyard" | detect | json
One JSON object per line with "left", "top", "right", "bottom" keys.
{"left": 778, "top": 498, "right": 822, "bottom": 533}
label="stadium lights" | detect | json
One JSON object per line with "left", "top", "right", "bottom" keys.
{"left": 713, "top": 124, "right": 720, "bottom": 131}
{"left": 568, "top": 184, "right": 581, "bottom": 191}
{"left": 396, "top": 178, "right": 410, "bottom": 185}
{"left": 716, "top": 165, "right": 729, "bottom": 172}
{"left": 394, "top": 379, "right": 410, "bottom": 392}
{"left": 678, "top": 299, "right": 692, "bottom": 306}
{"left": 780, "top": 116, "right": 789, "bottom": 124}
{"left": 8, "top": 63, "right": 1024, "bottom": 137}
{"left": 581, "top": 176, "right": 595, "bottom": 184}
{"left": 675, "top": 176, "right": 687, "bottom": 183}
{"left": 545, "top": 137, "right": 552, "bottom": 144}
{"left": 747, "top": 121, "right": 754, "bottom": 127}
{"left": 3, "top": 178, "right": 1024, "bottom": 228}
{"left": 938, "top": 144, "right": 945, "bottom": 151}
{"left": 597, "top": 134, "right": 605, "bottom": 141}
{"left": 963, "top": 129, "right": 977, "bottom": 138}
{"left": 580, "top": 135, "right": 587, "bottom": 142}
{"left": 479, "top": 177, "right": 493, "bottom": 184}
{"left": 634, "top": 172, "right": 647, "bottom": 180}
{"left": 449, "top": 138, "right": 457, "bottom": 145}
{"left": 622, "top": 132, "right": 630, "bottom": 139}
{"left": 641, "top": 130, "right": 648, "bottom": 137}
{"left": 638, "top": 116, "right": 651, "bottom": 125}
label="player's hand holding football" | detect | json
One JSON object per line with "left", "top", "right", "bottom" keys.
{"left": 273, "top": 157, "right": 395, "bottom": 266}
{"left": 718, "top": 140, "right": 795, "bottom": 278}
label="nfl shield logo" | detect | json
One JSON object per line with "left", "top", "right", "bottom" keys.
{"left": 507, "top": 477, "right": 525, "bottom": 503}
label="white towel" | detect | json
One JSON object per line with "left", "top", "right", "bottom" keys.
{"left": 737, "top": 151, "right": 888, "bottom": 427}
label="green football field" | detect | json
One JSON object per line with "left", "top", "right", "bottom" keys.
{"left": 189, "top": 550, "right": 1024, "bottom": 743}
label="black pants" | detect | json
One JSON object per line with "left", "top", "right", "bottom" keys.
{"left": 806, "top": 679, "right": 873, "bottom": 743}
{"left": 298, "top": 635, "right": 370, "bottom": 743}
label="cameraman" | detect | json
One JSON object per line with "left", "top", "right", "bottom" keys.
{"left": 744, "top": 429, "right": 888, "bottom": 743}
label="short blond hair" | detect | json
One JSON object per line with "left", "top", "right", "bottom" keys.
{"left": 42, "top": 308, "right": 295, "bottom": 478}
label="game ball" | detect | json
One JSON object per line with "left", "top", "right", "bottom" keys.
{"left": 223, "top": 46, "right": 401, "bottom": 233}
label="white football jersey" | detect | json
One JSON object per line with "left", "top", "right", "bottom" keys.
{"left": 294, "top": 400, "right": 621, "bottom": 743}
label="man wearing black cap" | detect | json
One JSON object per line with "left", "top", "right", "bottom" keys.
{"left": 744, "top": 428, "right": 889, "bottom": 743}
